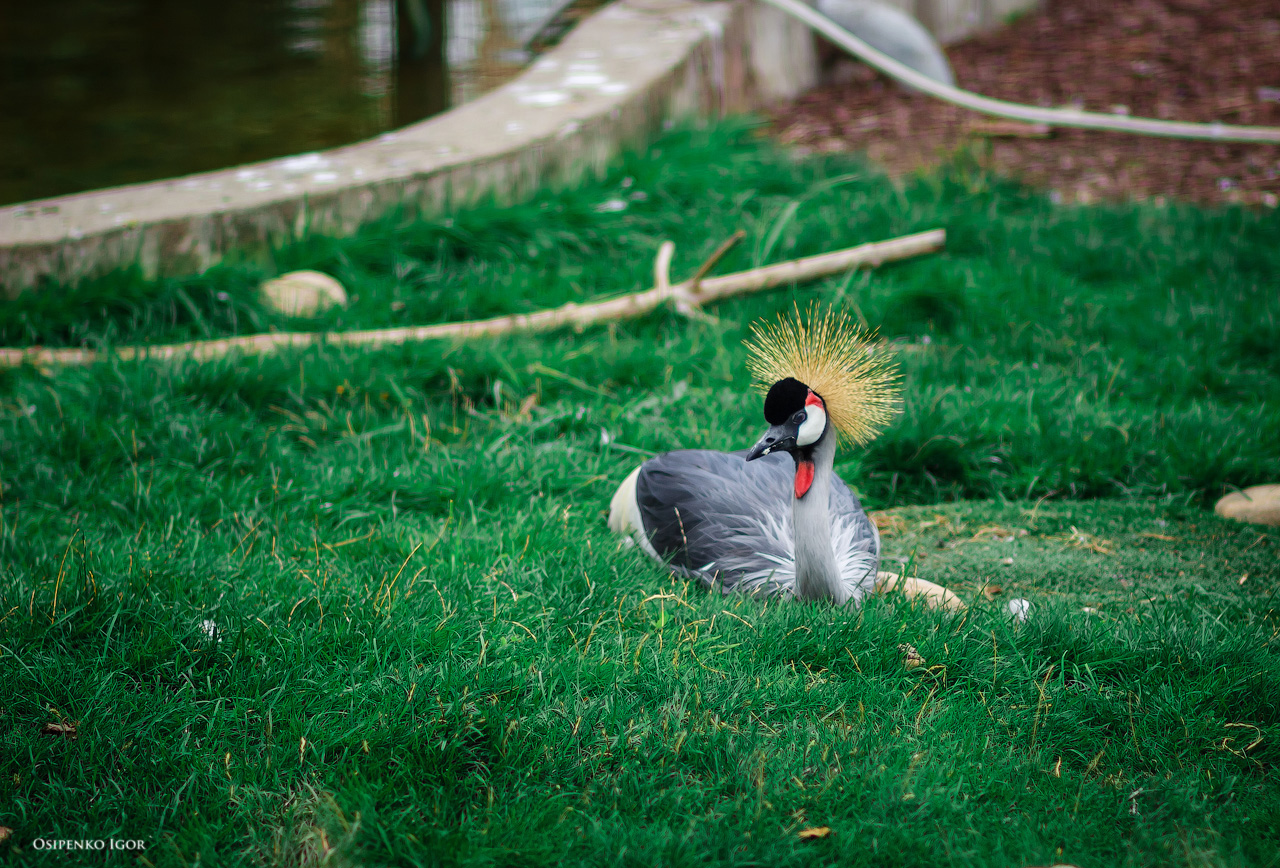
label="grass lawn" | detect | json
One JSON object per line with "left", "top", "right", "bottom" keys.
{"left": 2, "top": 123, "right": 1278, "bottom": 866}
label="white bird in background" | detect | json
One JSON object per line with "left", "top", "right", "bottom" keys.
{"left": 815, "top": 0, "right": 956, "bottom": 88}
{"left": 611, "top": 307, "right": 1023, "bottom": 615}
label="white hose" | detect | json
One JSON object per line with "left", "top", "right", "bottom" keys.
{"left": 759, "top": 0, "right": 1280, "bottom": 144}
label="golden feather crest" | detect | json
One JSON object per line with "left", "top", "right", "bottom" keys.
{"left": 745, "top": 305, "right": 900, "bottom": 446}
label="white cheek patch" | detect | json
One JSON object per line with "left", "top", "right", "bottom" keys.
{"left": 796, "top": 404, "right": 826, "bottom": 446}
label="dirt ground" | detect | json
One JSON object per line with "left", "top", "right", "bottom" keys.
{"left": 771, "top": 0, "right": 1280, "bottom": 207}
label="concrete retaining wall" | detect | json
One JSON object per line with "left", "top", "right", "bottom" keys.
{"left": 0, "top": 0, "right": 1034, "bottom": 296}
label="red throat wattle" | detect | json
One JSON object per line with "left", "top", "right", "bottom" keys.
{"left": 794, "top": 391, "right": 823, "bottom": 497}
{"left": 794, "top": 459, "right": 815, "bottom": 498}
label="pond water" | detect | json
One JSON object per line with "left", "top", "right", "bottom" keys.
{"left": 0, "top": 0, "right": 571, "bottom": 205}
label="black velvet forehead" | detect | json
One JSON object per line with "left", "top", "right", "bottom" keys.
{"left": 763, "top": 377, "right": 810, "bottom": 425}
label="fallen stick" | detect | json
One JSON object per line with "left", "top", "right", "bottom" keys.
{"left": 1, "top": 228, "right": 945, "bottom": 368}
{"left": 688, "top": 229, "right": 745, "bottom": 294}
{"left": 965, "top": 121, "right": 1053, "bottom": 139}
{"left": 874, "top": 571, "right": 965, "bottom": 612}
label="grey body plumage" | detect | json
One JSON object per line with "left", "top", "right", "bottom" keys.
{"left": 624, "top": 442, "right": 880, "bottom": 603}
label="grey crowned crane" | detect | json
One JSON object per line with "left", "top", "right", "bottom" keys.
{"left": 609, "top": 308, "right": 973, "bottom": 612}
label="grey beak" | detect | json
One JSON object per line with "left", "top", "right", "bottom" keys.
{"left": 746, "top": 424, "right": 797, "bottom": 461}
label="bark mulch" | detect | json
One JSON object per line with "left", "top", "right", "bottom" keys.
{"left": 771, "top": 0, "right": 1280, "bottom": 207}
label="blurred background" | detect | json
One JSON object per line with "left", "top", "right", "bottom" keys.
{"left": 0, "top": 0, "right": 588, "bottom": 205}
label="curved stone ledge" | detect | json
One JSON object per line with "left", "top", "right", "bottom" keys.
{"left": 0, "top": 0, "right": 1033, "bottom": 296}
{"left": 0, "top": 0, "right": 800, "bottom": 296}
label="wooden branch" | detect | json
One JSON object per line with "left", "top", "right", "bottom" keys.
{"left": 875, "top": 571, "right": 966, "bottom": 612}
{"left": 965, "top": 120, "right": 1053, "bottom": 139}
{"left": 653, "top": 240, "right": 675, "bottom": 301}
{"left": 688, "top": 229, "right": 745, "bottom": 295}
{"left": 0, "top": 228, "right": 945, "bottom": 368}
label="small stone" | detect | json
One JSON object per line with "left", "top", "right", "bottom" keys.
{"left": 259, "top": 270, "right": 347, "bottom": 317}
{"left": 1215, "top": 484, "right": 1280, "bottom": 527}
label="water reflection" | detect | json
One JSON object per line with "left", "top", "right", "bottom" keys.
{"left": 0, "top": 0, "right": 565, "bottom": 205}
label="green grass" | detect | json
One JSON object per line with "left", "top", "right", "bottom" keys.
{"left": 1, "top": 123, "right": 1278, "bottom": 866}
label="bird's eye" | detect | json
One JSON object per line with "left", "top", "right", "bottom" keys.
{"left": 792, "top": 410, "right": 807, "bottom": 425}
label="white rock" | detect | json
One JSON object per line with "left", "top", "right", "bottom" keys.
{"left": 259, "top": 270, "right": 348, "bottom": 318}
{"left": 816, "top": 0, "right": 956, "bottom": 87}
{"left": 1007, "top": 598, "right": 1031, "bottom": 622}
{"left": 1215, "top": 484, "right": 1280, "bottom": 527}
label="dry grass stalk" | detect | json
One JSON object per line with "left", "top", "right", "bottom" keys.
{"left": 0, "top": 229, "right": 944, "bottom": 368}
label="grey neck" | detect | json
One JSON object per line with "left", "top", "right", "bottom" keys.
{"left": 791, "top": 429, "right": 847, "bottom": 604}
